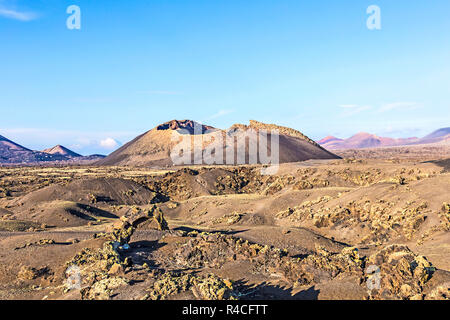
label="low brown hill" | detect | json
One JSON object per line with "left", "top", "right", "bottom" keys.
{"left": 16, "top": 178, "right": 163, "bottom": 206}
{"left": 7, "top": 178, "right": 165, "bottom": 228}
{"left": 4, "top": 178, "right": 165, "bottom": 227}
{"left": 97, "top": 120, "right": 340, "bottom": 167}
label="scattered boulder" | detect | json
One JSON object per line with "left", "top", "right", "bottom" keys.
{"left": 147, "top": 272, "right": 237, "bottom": 300}
{"left": 366, "top": 244, "right": 437, "bottom": 300}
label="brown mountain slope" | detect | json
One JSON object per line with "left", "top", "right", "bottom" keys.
{"left": 226, "top": 120, "right": 339, "bottom": 163}
{"left": 96, "top": 120, "right": 212, "bottom": 167}
{"left": 97, "top": 119, "right": 340, "bottom": 167}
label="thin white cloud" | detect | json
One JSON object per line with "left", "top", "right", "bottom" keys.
{"left": 207, "top": 109, "right": 235, "bottom": 120}
{"left": 378, "top": 102, "right": 419, "bottom": 113}
{"left": 338, "top": 104, "right": 372, "bottom": 117}
{"left": 338, "top": 102, "right": 421, "bottom": 117}
{"left": 75, "top": 97, "right": 115, "bottom": 103}
{"left": 138, "top": 90, "right": 181, "bottom": 95}
{"left": 338, "top": 104, "right": 359, "bottom": 109}
{"left": 0, "top": 4, "right": 38, "bottom": 21}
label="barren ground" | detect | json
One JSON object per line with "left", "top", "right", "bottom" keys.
{"left": 0, "top": 150, "right": 449, "bottom": 300}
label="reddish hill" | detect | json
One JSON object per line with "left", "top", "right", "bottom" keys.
{"left": 319, "top": 132, "right": 420, "bottom": 150}
{"left": 317, "top": 136, "right": 343, "bottom": 144}
{"left": 318, "top": 128, "right": 450, "bottom": 150}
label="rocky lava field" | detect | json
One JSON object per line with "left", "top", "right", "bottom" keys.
{"left": 0, "top": 156, "right": 449, "bottom": 300}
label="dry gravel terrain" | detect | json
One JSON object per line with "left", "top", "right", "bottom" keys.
{"left": 0, "top": 150, "right": 449, "bottom": 300}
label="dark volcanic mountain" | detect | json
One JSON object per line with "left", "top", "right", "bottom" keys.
{"left": 156, "top": 119, "right": 217, "bottom": 134}
{"left": 97, "top": 119, "right": 340, "bottom": 167}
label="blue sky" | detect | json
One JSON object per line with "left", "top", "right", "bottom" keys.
{"left": 1, "top": 0, "right": 449, "bottom": 155}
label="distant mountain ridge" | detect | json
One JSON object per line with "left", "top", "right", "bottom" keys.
{"left": 4, "top": 125, "right": 448, "bottom": 164}
{"left": 423, "top": 127, "right": 450, "bottom": 139}
{"left": 0, "top": 136, "right": 105, "bottom": 165}
{"left": 318, "top": 128, "right": 450, "bottom": 150}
